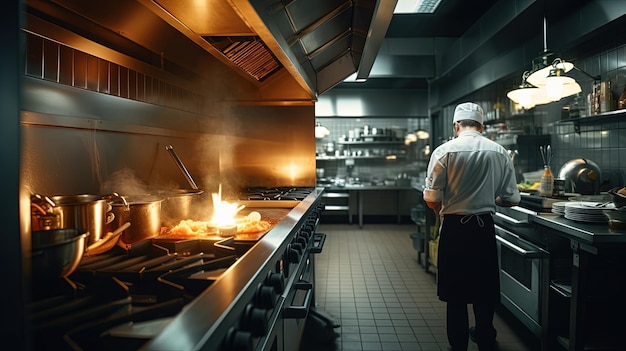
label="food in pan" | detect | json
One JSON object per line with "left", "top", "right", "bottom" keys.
{"left": 166, "top": 219, "right": 219, "bottom": 237}
{"left": 517, "top": 181, "right": 540, "bottom": 191}
{"left": 161, "top": 211, "right": 270, "bottom": 237}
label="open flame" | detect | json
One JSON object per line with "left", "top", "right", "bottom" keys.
{"left": 211, "top": 184, "right": 245, "bottom": 227}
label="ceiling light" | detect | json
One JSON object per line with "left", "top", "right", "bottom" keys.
{"left": 315, "top": 122, "right": 330, "bottom": 139}
{"left": 506, "top": 72, "right": 552, "bottom": 109}
{"left": 394, "top": 0, "right": 442, "bottom": 14}
{"left": 508, "top": 16, "right": 596, "bottom": 107}
{"left": 544, "top": 68, "right": 581, "bottom": 101}
{"left": 527, "top": 55, "right": 574, "bottom": 87}
{"left": 404, "top": 129, "right": 430, "bottom": 145}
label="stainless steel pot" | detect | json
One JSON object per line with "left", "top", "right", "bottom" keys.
{"left": 107, "top": 195, "right": 164, "bottom": 244}
{"left": 47, "top": 194, "right": 114, "bottom": 246}
{"left": 557, "top": 158, "right": 602, "bottom": 195}
{"left": 157, "top": 189, "right": 204, "bottom": 227}
{"left": 31, "top": 228, "right": 88, "bottom": 289}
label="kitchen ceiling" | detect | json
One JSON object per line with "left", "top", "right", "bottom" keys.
{"left": 334, "top": 0, "right": 619, "bottom": 92}
{"left": 336, "top": 0, "right": 499, "bottom": 90}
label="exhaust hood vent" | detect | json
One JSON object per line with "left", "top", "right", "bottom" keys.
{"left": 202, "top": 36, "right": 283, "bottom": 82}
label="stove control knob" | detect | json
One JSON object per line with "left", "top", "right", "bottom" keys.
{"left": 254, "top": 283, "right": 278, "bottom": 309}
{"left": 286, "top": 243, "right": 301, "bottom": 263}
{"left": 291, "top": 242, "right": 303, "bottom": 255}
{"left": 224, "top": 327, "right": 253, "bottom": 351}
{"left": 266, "top": 272, "right": 285, "bottom": 293}
{"left": 299, "top": 230, "right": 310, "bottom": 240}
{"left": 295, "top": 235, "right": 307, "bottom": 247}
{"left": 241, "top": 303, "right": 268, "bottom": 337}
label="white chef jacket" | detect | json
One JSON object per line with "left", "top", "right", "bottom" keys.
{"left": 423, "top": 130, "right": 520, "bottom": 215}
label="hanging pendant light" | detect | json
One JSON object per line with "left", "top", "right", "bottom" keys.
{"left": 508, "top": 14, "right": 595, "bottom": 107}
{"left": 506, "top": 71, "right": 552, "bottom": 109}
{"left": 544, "top": 67, "right": 581, "bottom": 101}
{"left": 526, "top": 16, "right": 575, "bottom": 88}
{"left": 314, "top": 122, "right": 330, "bottom": 139}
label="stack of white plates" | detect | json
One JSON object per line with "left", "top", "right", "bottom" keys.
{"left": 564, "top": 201, "right": 615, "bottom": 222}
{"left": 551, "top": 202, "right": 569, "bottom": 215}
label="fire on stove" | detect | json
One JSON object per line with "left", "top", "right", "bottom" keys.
{"left": 26, "top": 187, "right": 328, "bottom": 351}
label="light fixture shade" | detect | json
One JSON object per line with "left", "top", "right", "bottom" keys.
{"left": 315, "top": 122, "right": 330, "bottom": 139}
{"left": 544, "top": 69, "right": 581, "bottom": 101}
{"left": 507, "top": 86, "right": 540, "bottom": 109}
{"left": 507, "top": 80, "right": 553, "bottom": 109}
{"left": 416, "top": 130, "right": 430, "bottom": 139}
{"left": 527, "top": 60, "right": 574, "bottom": 86}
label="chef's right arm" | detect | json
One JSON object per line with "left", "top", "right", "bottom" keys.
{"left": 424, "top": 152, "right": 446, "bottom": 214}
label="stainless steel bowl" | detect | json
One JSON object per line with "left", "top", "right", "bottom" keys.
{"left": 31, "top": 229, "right": 89, "bottom": 288}
{"left": 557, "top": 158, "right": 602, "bottom": 195}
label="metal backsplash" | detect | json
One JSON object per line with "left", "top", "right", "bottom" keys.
{"left": 21, "top": 78, "right": 316, "bottom": 201}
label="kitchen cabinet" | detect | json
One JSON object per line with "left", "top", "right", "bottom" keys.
{"left": 321, "top": 190, "right": 351, "bottom": 224}
{"left": 530, "top": 214, "right": 626, "bottom": 351}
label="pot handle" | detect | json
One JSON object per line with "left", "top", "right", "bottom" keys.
{"left": 104, "top": 192, "right": 129, "bottom": 209}
{"left": 105, "top": 212, "right": 115, "bottom": 225}
{"left": 165, "top": 145, "right": 199, "bottom": 190}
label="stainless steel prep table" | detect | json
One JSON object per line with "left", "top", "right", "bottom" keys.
{"left": 532, "top": 212, "right": 626, "bottom": 245}
{"left": 323, "top": 185, "right": 415, "bottom": 228}
{"left": 529, "top": 212, "right": 626, "bottom": 351}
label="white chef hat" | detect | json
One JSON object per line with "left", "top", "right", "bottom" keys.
{"left": 453, "top": 102, "right": 484, "bottom": 125}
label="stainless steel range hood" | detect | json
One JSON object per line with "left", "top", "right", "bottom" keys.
{"left": 26, "top": 0, "right": 393, "bottom": 100}
{"left": 151, "top": 0, "right": 393, "bottom": 96}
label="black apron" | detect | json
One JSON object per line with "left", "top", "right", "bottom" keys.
{"left": 437, "top": 213, "right": 500, "bottom": 303}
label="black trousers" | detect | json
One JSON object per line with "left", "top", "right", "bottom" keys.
{"left": 447, "top": 302, "right": 496, "bottom": 351}
{"left": 438, "top": 213, "right": 499, "bottom": 351}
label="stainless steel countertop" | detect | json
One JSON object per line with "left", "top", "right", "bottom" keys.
{"left": 531, "top": 212, "right": 626, "bottom": 245}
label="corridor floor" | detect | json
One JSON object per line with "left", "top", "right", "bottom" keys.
{"left": 300, "top": 223, "right": 539, "bottom": 351}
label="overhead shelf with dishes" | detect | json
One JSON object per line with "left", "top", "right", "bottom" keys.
{"left": 316, "top": 140, "right": 407, "bottom": 160}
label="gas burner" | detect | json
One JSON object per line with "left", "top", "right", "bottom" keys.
{"left": 241, "top": 187, "right": 314, "bottom": 201}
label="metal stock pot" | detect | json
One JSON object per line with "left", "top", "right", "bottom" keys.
{"left": 157, "top": 189, "right": 204, "bottom": 226}
{"left": 106, "top": 194, "right": 164, "bottom": 244}
{"left": 41, "top": 194, "right": 114, "bottom": 246}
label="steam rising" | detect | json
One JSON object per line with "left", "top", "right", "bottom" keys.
{"left": 101, "top": 168, "right": 150, "bottom": 195}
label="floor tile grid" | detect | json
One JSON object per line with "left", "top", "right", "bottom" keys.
{"left": 313, "top": 224, "right": 449, "bottom": 351}
{"left": 309, "top": 223, "right": 538, "bottom": 351}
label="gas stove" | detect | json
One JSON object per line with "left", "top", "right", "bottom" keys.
{"left": 240, "top": 187, "right": 315, "bottom": 201}
{"left": 26, "top": 187, "right": 327, "bottom": 351}
{"left": 237, "top": 187, "right": 316, "bottom": 208}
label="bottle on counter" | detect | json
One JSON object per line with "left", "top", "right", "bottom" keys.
{"left": 618, "top": 86, "right": 626, "bottom": 110}
{"left": 539, "top": 166, "right": 554, "bottom": 196}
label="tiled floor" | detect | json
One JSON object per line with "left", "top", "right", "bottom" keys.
{"left": 300, "top": 223, "right": 540, "bottom": 351}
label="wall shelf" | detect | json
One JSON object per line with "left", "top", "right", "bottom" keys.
{"left": 557, "top": 109, "right": 626, "bottom": 133}
{"left": 316, "top": 155, "right": 405, "bottom": 161}
{"left": 337, "top": 140, "right": 404, "bottom": 145}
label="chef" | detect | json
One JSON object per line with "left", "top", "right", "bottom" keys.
{"left": 423, "top": 102, "right": 520, "bottom": 351}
